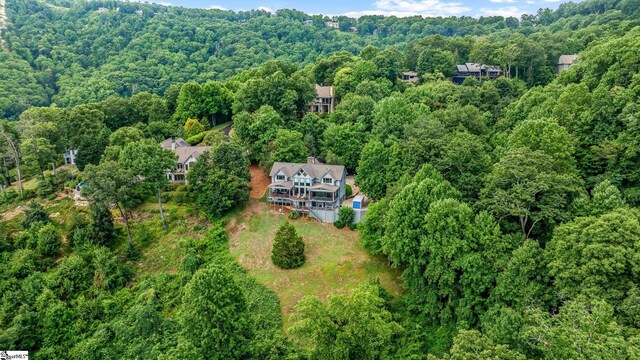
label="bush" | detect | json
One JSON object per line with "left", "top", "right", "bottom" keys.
{"left": 22, "top": 201, "right": 51, "bottom": 230}
{"left": 271, "top": 222, "right": 305, "bottom": 269}
{"left": 186, "top": 132, "right": 205, "bottom": 145}
{"left": 334, "top": 206, "right": 355, "bottom": 229}
{"left": 183, "top": 118, "right": 205, "bottom": 138}
{"left": 345, "top": 184, "right": 353, "bottom": 198}
{"left": 37, "top": 177, "right": 56, "bottom": 197}
{"left": 37, "top": 223, "right": 62, "bottom": 257}
{"left": 288, "top": 210, "right": 301, "bottom": 220}
{"left": 19, "top": 188, "right": 38, "bottom": 201}
{"left": 0, "top": 190, "right": 19, "bottom": 205}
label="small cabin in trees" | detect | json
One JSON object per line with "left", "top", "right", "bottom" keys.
{"left": 557, "top": 54, "right": 578, "bottom": 73}
{"left": 160, "top": 138, "right": 210, "bottom": 183}
{"left": 308, "top": 85, "right": 336, "bottom": 113}
{"left": 453, "top": 63, "right": 502, "bottom": 84}
{"left": 400, "top": 71, "right": 419, "bottom": 83}
{"left": 268, "top": 157, "right": 347, "bottom": 222}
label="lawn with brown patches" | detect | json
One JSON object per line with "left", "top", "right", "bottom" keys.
{"left": 228, "top": 200, "right": 403, "bottom": 328}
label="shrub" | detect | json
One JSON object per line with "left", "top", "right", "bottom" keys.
{"left": 288, "top": 210, "right": 301, "bottom": 220}
{"left": 68, "top": 213, "right": 91, "bottom": 249}
{"left": 8, "top": 249, "right": 39, "bottom": 278}
{"left": 19, "top": 188, "right": 38, "bottom": 201}
{"left": 345, "top": 184, "right": 353, "bottom": 198}
{"left": 37, "top": 177, "right": 56, "bottom": 197}
{"left": 186, "top": 132, "right": 205, "bottom": 145}
{"left": 22, "top": 201, "right": 50, "bottom": 229}
{"left": 203, "top": 130, "right": 225, "bottom": 146}
{"left": 37, "top": 223, "right": 62, "bottom": 257}
{"left": 92, "top": 247, "right": 132, "bottom": 290}
{"left": 183, "top": 118, "right": 205, "bottom": 138}
{"left": 334, "top": 207, "right": 355, "bottom": 229}
{"left": 0, "top": 190, "right": 19, "bottom": 205}
{"left": 271, "top": 222, "right": 305, "bottom": 269}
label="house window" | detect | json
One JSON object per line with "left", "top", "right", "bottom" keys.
{"left": 276, "top": 175, "right": 285, "bottom": 181}
{"left": 323, "top": 178, "right": 332, "bottom": 184}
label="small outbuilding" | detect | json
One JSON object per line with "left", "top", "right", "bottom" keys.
{"left": 352, "top": 195, "right": 364, "bottom": 210}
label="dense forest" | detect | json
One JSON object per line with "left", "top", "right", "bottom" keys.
{"left": 2, "top": 0, "right": 640, "bottom": 358}
{"left": 1, "top": 0, "right": 640, "bottom": 119}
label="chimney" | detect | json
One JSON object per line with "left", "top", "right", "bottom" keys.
{"left": 307, "top": 156, "right": 316, "bottom": 164}
{"left": 171, "top": 138, "right": 176, "bottom": 151}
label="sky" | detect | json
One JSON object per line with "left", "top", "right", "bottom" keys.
{"left": 138, "top": 0, "right": 580, "bottom": 18}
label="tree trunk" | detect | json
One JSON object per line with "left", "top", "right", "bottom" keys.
{"left": 15, "top": 155, "right": 22, "bottom": 194}
{"left": 0, "top": 128, "right": 22, "bottom": 193}
{"left": 52, "top": 161, "right": 57, "bottom": 175}
{"left": 117, "top": 204, "right": 133, "bottom": 246}
{"left": 157, "top": 190, "right": 167, "bottom": 232}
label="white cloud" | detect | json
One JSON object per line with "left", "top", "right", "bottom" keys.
{"left": 207, "top": 4, "right": 227, "bottom": 10}
{"left": 258, "top": 6, "right": 275, "bottom": 13}
{"left": 489, "top": 0, "right": 516, "bottom": 3}
{"left": 337, "top": 0, "right": 471, "bottom": 18}
{"left": 126, "top": 0, "right": 171, "bottom": 6}
{"left": 479, "top": 6, "right": 526, "bottom": 17}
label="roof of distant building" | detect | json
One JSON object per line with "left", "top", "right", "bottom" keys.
{"left": 160, "top": 137, "right": 189, "bottom": 149}
{"left": 558, "top": 54, "right": 579, "bottom": 65}
{"left": 314, "top": 84, "right": 334, "bottom": 98}
{"left": 401, "top": 71, "right": 418, "bottom": 76}
{"left": 161, "top": 138, "right": 210, "bottom": 163}
{"left": 270, "top": 157, "right": 345, "bottom": 180}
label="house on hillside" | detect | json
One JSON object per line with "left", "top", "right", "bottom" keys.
{"left": 452, "top": 63, "right": 502, "bottom": 84}
{"left": 161, "top": 138, "right": 210, "bottom": 183}
{"left": 400, "top": 71, "right": 419, "bottom": 83}
{"left": 268, "top": 157, "right": 347, "bottom": 223}
{"left": 63, "top": 149, "right": 78, "bottom": 165}
{"left": 325, "top": 21, "right": 339, "bottom": 29}
{"left": 308, "top": 85, "right": 336, "bottom": 113}
{"left": 557, "top": 54, "right": 578, "bottom": 73}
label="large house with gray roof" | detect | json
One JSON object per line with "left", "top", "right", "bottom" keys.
{"left": 268, "top": 157, "right": 347, "bottom": 222}
{"left": 161, "top": 138, "right": 210, "bottom": 183}
{"left": 453, "top": 63, "right": 502, "bottom": 84}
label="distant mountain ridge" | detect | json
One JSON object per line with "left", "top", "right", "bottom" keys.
{"left": 0, "top": 0, "right": 638, "bottom": 119}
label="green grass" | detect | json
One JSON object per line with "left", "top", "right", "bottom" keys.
{"left": 228, "top": 200, "right": 404, "bottom": 328}
{"left": 211, "top": 121, "right": 232, "bottom": 132}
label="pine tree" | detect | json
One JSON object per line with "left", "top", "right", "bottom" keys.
{"left": 271, "top": 222, "right": 305, "bottom": 269}
{"left": 89, "top": 202, "right": 116, "bottom": 246}
{"left": 22, "top": 200, "right": 50, "bottom": 229}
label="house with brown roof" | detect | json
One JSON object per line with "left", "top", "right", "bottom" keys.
{"left": 268, "top": 157, "right": 347, "bottom": 222}
{"left": 308, "top": 85, "right": 336, "bottom": 113}
{"left": 557, "top": 54, "right": 578, "bottom": 73}
{"left": 400, "top": 71, "right": 419, "bottom": 83}
{"left": 161, "top": 138, "right": 210, "bottom": 183}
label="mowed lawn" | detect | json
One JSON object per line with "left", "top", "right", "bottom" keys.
{"left": 228, "top": 201, "right": 404, "bottom": 327}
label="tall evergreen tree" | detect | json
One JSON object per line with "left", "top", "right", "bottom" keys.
{"left": 271, "top": 222, "right": 305, "bottom": 269}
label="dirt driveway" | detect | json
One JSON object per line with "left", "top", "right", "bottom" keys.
{"left": 249, "top": 165, "right": 270, "bottom": 199}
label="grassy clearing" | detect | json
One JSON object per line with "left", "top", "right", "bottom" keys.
{"left": 211, "top": 121, "right": 232, "bottom": 132}
{"left": 228, "top": 200, "right": 403, "bottom": 328}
